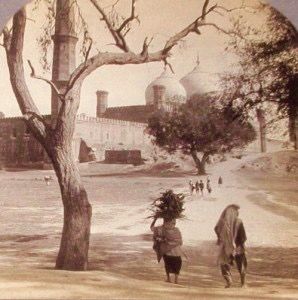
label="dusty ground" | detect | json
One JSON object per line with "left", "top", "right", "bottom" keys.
{"left": 0, "top": 151, "right": 297, "bottom": 299}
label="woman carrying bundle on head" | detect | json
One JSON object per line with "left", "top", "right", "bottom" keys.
{"left": 149, "top": 190, "right": 185, "bottom": 284}
{"left": 150, "top": 217, "right": 183, "bottom": 284}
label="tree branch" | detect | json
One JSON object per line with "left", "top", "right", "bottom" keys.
{"left": 84, "top": 38, "right": 93, "bottom": 62}
{"left": 89, "top": 0, "right": 132, "bottom": 52}
{"left": 69, "top": 0, "right": 232, "bottom": 85}
{"left": 199, "top": 22, "right": 242, "bottom": 37}
{"left": 117, "top": 0, "right": 138, "bottom": 33}
{"left": 27, "top": 60, "right": 63, "bottom": 100}
{"left": 1, "top": 26, "right": 12, "bottom": 50}
{"left": 5, "top": 8, "right": 47, "bottom": 141}
{"left": 162, "top": 1, "right": 219, "bottom": 55}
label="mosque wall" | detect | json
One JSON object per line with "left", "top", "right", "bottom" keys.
{"left": 0, "top": 117, "right": 44, "bottom": 166}
{"left": 0, "top": 114, "right": 151, "bottom": 167}
{"left": 74, "top": 114, "right": 150, "bottom": 161}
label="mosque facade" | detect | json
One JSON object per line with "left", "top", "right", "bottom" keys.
{"left": 0, "top": 59, "right": 214, "bottom": 167}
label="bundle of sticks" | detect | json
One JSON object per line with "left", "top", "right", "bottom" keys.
{"left": 150, "top": 190, "right": 185, "bottom": 220}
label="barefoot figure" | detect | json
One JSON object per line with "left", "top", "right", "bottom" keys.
{"left": 214, "top": 204, "right": 247, "bottom": 288}
{"left": 151, "top": 217, "right": 183, "bottom": 284}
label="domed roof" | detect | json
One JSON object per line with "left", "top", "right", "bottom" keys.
{"left": 180, "top": 58, "right": 218, "bottom": 99}
{"left": 145, "top": 67, "right": 186, "bottom": 105}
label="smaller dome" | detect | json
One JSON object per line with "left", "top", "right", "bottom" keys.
{"left": 145, "top": 67, "right": 186, "bottom": 105}
{"left": 180, "top": 58, "right": 218, "bottom": 99}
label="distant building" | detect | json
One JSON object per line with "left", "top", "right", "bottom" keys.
{"left": 0, "top": 59, "right": 215, "bottom": 167}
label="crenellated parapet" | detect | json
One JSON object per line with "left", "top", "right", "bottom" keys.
{"left": 76, "top": 114, "right": 147, "bottom": 128}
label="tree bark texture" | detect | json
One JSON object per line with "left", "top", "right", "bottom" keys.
{"left": 190, "top": 150, "right": 206, "bottom": 175}
{"left": 51, "top": 144, "right": 92, "bottom": 271}
{"left": 48, "top": 88, "right": 92, "bottom": 271}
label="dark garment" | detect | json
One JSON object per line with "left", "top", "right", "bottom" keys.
{"left": 221, "top": 253, "right": 247, "bottom": 277}
{"left": 153, "top": 239, "right": 163, "bottom": 263}
{"left": 163, "top": 255, "right": 182, "bottom": 274}
{"left": 235, "top": 222, "right": 247, "bottom": 247}
{"left": 207, "top": 183, "right": 212, "bottom": 193}
{"left": 195, "top": 182, "right": 200, "bottom": 192}
{"left": 199, "top": 183, "right": 204, "bottom": 190}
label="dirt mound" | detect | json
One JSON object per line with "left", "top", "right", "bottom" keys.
{"left": 240, "top": 151, "right": 298, "bottom": 176}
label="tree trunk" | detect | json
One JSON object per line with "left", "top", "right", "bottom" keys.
{"left": 295, "top": 110, "right": 298, "bottom": 151}
{"left": 256, "top": 108, "right": 267, "bottom": 153}
{"left": 190, "top": 150, "right": 206, "bottom": 175}
{"left": 288, "top": 75, "right": 298, "bottom": 150}
{"left": 50, "top": 143, "right": 92, "bottom": 271}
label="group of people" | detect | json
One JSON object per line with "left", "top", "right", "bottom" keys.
{"left": 189, "top": 176, "right": 222, "bottom": 196}
{"left": 150, "top": 204, "right": 247, "bottom": 288}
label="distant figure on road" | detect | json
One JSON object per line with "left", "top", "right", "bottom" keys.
{"left": 189, "top": 180, "right": 195, "bottom": 195}
{"left": 214, "top": 204, "right": 247, "bottom": 288}
{"left": 206, "top": 178, "right": 212, "bottom": 194}
{"left": 151, "top": 217, "right": 183, "bottom": 284}
{"left": 218, "top": 176, "right": 223, "bottom": 187}
{"left": 199, "top": 180, "right": 204, "bottom": 196}
{"left": 195, "top": 180, "right": 200, "bottom": 194}
{"left": 44, "top": 175, "right": 53, "bottom": 186}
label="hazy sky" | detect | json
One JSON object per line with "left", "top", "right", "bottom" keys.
{"left": 0, "top": 0, "right": 296, "bottom": 117}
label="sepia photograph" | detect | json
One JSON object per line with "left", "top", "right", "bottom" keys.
{"left": 0, "top": 0, "right": 297, "bottom": 299}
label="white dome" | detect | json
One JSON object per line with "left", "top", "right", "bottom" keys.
{"left": 180, "top": 61, "right": 218, "bottom": 99}
{"left": 145, "top": 68, "right": 186, "bottom": 105}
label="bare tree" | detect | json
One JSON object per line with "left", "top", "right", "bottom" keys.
{"left": 1, "top": 0, "right": 232, "bottom": 271}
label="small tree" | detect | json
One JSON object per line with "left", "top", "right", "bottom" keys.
{"left": 147, "top": 96, "right": 256, "bottom": 174}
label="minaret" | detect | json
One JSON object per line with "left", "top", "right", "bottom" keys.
{"left": 51, "top": 0, "right": 78, "bottom": 122}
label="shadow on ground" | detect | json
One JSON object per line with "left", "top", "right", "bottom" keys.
{"left": 0, "top": 233, "right": 298, "bottom": 296}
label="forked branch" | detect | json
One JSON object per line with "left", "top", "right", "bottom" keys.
{"left": 27, "top": 60, "right": 64, "bottom": 100}
{"left": 89, "top": 0, "right": 138, "bottom": 52}
{"left": 1, "top": 26, "right": 12, "bottom": 49}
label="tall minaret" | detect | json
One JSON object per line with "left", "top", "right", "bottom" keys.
{"left": 51, "top": 0, "right": 78, "bottom": 121}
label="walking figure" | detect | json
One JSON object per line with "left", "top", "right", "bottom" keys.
{"left": 189, "top": 180, "right": 195, "bottom": 195}
{"left": 214, "top": 204, "right": 247, "bottom": 288}
{"left": 199, "top": 180, "right": 204, "bottom": 196}
{"left": 151, "top": 217, "right": 183, "bottom": 284}
{"left": 218, "top": 176, "right": 223, "bottom": 187}
{"left": 195, "top": 180, "right": 200, "bottom": 194}
{"left": 206, "top": 178, "right": 212, "bottom": 194}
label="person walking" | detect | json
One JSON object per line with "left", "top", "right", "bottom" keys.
{"left": 189, "top": 180, "right": 195, "bottom": 195}
{"left": 218, "top": 176, "right": 223, "bottom": 187}
{"left": 195, "top": 180, "right": 200, "bottom": 194}
{"left": 199, "top": 180, "right": 204, "bottom": 196}
{"left": 206, "top": 178, "right": 212, "bottom": 194}
{"left": 151, "top": 217, "right": 183, "bottom": 284}
{"left": 214, "top": 204, "right": 247, "bottom": 288}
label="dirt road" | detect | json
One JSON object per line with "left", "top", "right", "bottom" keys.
{"left": 0, "top": 154, "right": 297, "bottom": 299}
